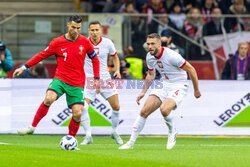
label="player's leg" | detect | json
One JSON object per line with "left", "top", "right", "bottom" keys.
{"left": 160, "top": 98, "right": 176, "bottom": 133}
{"left": 17, "top": 79, "right": 62, "bottom": 135}
{"left": 107, "top": 94, "right": 123, "bottom": 145}
{"left": 161, "top": 84, "right": 188, "bottom": 150}
{"left": 66, "top": 84, "right": 85, "bottom": 137}
{"left": 69, "top": 104, "right": 84, "bottom": 137}
{"left": 80, "top": 97, "right": 93, "bottom": 145}
{"left": 119, "top": 95, "right": 161, "bottom": 149}
{"left": 160, "top": 98, "right": 177, "bottom": 150}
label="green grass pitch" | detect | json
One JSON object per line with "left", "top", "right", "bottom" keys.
{"left": 0, "top": 135, "right": 249, "bottom": 167}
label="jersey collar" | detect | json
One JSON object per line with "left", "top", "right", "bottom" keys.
{"left": 154, "top": 47, "right": 164, "bottom": 59}
{"left": 64, "top": 34, "right": 79, "bottom": 42}
{"left": 89, "top": 37, "right": 102, "bottom": 46}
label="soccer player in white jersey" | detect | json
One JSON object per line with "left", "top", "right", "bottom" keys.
{"left": 80, "top": 21, "right": 123, "bottom": 145}
{"left": 119, "top": 33, "right": 201, "bottom": 150}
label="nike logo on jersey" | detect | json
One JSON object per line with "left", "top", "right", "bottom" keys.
{"left": 61, "top": 48, "right": 67, "bottom": 51}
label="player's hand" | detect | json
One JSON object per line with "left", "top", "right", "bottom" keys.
{"left": 136, "top": 92, "right": 145, "bottom": 105}
{"left": 113, "top": 71, "right": 121, "bottom": 79}
{"left": 13, "top": 68, "right": 24, "bottom": 78}
{"left": 0, "top": 52, "right": 5, "bottom": 62}
{"left": 94, "top": 79, "right": 100, "bottom": 94}
{"left": 194, "top": 89, "right": 201, "bottom": 98}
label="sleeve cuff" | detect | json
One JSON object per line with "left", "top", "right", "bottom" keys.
{"left": 94, "top": 77, "right": 100, "bottom": 80}
{"left": 148, "top": 68, "right": 154, "bottom": 71}
{"left": 110, "top": 52, "right": 117, "bottom": 57}
{"left": 21, "top": 64, "right": 28, "bottom": 70}
{"left": 179, "top": 61, "right": 186, "bottom": 68}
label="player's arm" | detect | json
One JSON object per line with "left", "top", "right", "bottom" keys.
{"left": 13, "top": 41, "right": 56, "bottom": 78}
{"left": 87, "top": 50, "right": 100, "bottom": 93}
{"left": 182, "top": 61, "right": 201, "bottom": 98}
{"left": 110, "top": 53, "right": 121, "bottom": 79}
{"left": 136, "top": 69, "right": 156, "bottom": 105}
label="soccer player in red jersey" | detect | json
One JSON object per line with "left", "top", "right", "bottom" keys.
{"left": 13, "top": 15, "right": 100, "bottom": 137}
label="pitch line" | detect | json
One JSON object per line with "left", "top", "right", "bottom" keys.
{"left": 80, "top": 144, "right": 250, "bottom": 147}
{"left": 140, "top": 135, "right": 250, "bottom": 139}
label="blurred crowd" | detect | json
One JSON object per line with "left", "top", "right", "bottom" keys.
{"left": 2, "top": 0, "right": 250, "bottom": 80}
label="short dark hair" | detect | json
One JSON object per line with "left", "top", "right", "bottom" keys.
{"left": 89, "top": 21, "right": 102, "bottom": 27}
{"left": 69, "top": 15, "right": 83, "bottom": 23}
{"left": 147, "top": 33, "right": 161, "bottom": 40}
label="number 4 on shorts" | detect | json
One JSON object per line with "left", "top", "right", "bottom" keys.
{"left": 174, "top": 90, "right": 179, "bottom": 96}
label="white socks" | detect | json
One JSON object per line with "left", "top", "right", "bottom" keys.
{"left": 111, "top": 110, "right": 119, "bottom": 133}
{"left": 164, "top": 112, "right": 175, "bottom": 133}
{"left": 129, "top": 115, "right": 146, "bottom": 145}
{"left": 81, "top": 104, "right": 121, "bottom": 135}
{"left": 81, "top": 103, "right": 91, "bottom": 136}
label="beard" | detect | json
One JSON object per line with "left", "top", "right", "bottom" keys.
{"left": 69, "top": 31, "right": 77, "bottom": 39}
{"left": 153, "top": 48, "right": 158, "bottom": 56}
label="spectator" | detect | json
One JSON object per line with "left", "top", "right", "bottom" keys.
{"left": 183, "top": 8, "right": 208, "bottom": 60}
{"left": 203, "top": 7, "right": 225, "bottom": 36}
{"left": 161, "top": 30, "right": 185, "bottom": 56}
{"left": 245, "top": 0, "right": 250, "bottom": 12}
{"left": 142, "top": 0, "right": 166, "bottom": 14}
{"left": 169, "top": 2, "right": 186, "bottom": 30}
{"left": 242, "top": 14, "right": 250, "bottom": 31}
{"left": 123, "top": 3, "right": 146, "bottom": 60}
{"left": 156, "top": 13, "right": 184, "bottom": 47}
{"left": 130, "top": 12, "right": 147, "bottom": 60}
{"left": 201, "top": 0, "right": 218, "bottom": 24}
{"left": 216, "top": 0, "right": 232, "bottom": 14}
{"left": 224, "top": 0, "right": 248, "bottom": 33}
{"left": 74, "top": 0, "right": 93, "bottom": 13}
{"left": 222, "top": 42, "right": 250, "bottom": 80}
{"left": 157, "top": 13, "right": 177, "bottom": 35}
{"left": 184, "top": 8, "right": 204, "bottom": 40}
{"left": 103, "top": 0, "right": 132, "bottom": 13}
{"left": 119, "top": 0, "right": 135, "bottom": 13}
{"left": 124, "top": 46, "right": 143, "bottom": 79}
{"left": 134, "top": 0, "right": 148, "bottom": 12}
{"left": 91, "top": 0, "right": 107, "bottom": 12}
{"left": 142, "top": 0, "right": 167, "bottom": 33}
{"left": 170, "top": 0, "right": 197, "bottom": 13}
{"left": 0, "top": 41, "right": 14, "bottom": 78}
{"left": 120, "top": 59, "right": 133, "bottom": 79}
{"left": 16, "top": 63, "right": 49, "bottom": 78}
{"left": 122, "top": 1, "right": 136, "bottom": 13}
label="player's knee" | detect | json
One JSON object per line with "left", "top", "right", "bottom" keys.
{"left": 44, "top": 97, "right": 56, "bottom": 106}
{"left": 160, "top": 105, "right": 171, "bottom": 117}
{"left": 140, "top": 109, "right": 149, "bottom": 118}
{"left": 73, "top": 110, "right": 82, "bottom": 121}
{"left": 112, "top": 104, "right": 120, "bottom": 111}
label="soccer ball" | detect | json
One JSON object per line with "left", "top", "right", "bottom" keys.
{"left": 60, "top": 135, "right": 78, "bottom": 150}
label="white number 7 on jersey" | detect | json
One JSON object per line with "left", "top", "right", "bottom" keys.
{"left": 63, "top": 52, "right": 67, "bottom": 61}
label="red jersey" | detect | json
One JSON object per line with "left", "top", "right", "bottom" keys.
{"left": 25, "top": 34, "right": 100, "bottom": 87}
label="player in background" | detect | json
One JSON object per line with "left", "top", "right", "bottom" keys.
{"left": 80, "top": 21, "right": 123, "bottom": 145}
{"left": 14, "top": 15, "right": 100, "bottom": 137}
{"left": 119, "top": 33, "right": 201, "bottom": 150}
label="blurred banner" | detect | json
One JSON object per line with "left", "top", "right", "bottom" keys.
{"left": 88, "top": 14, "right": 122, "bottom": 54}
{"left": 0, "top": 79, "right": 249, "bottom": 135}
{"left": 204, "top": 32, "right": 250, "bottom": 79}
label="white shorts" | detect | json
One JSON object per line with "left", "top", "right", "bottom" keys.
{"left": 85, "top": 78, "right": 117, "bottom": 101}
{"left": 149, "top": 82, "right": 188, "bottom": 108}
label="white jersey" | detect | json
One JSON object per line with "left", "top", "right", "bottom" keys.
{"left": 146, "top": 47, "right": 187, "bottom": 83}
{"left": 84, "top": 37, "right": 116, "bottom": 79}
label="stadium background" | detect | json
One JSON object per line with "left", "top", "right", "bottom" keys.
{"left": 0, "top": 1, "right": 250, "bottom": 166}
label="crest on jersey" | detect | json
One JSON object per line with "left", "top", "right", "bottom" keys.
{"left": 94, "top": 48, "right": 99, "bottom": 56}
{"left": 79, "top": 45, "right": 84, "bottom": 55}
{"left": 157, "top": 61, "right": 163, "bottom": 68}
